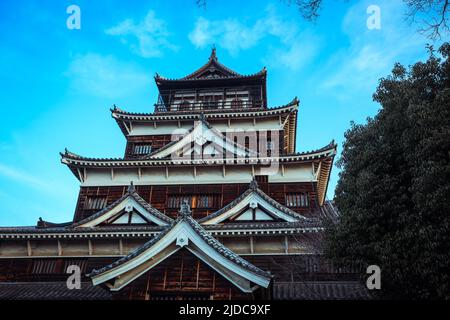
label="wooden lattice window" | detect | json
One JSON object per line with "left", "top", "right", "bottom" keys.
{"left": 167, "top": 195, "right": 192, "bottom": 209}
{"left": 133, "top": 144, "right": 152, "bottom": 155}
{"left": 285, "top": 193, "right": 309, "bottom": 208}
{"left": 84, "top": 197, "right": 107, "bottom": 210}
{"left": 167, "top": 195, "right": 218, "bottom": 209}
{"left": 195, "top": 195, "right": 216, "bottom": 208}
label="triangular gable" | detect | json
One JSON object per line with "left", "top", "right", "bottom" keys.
{"left": 88, "top": 203, "right": 271, "bottom": 293}
{"left": 72, "top": 184, "right": 173, "bottom": 228}
{"left": 145, "top": 117, "right": 257, "bottom": 160}
{"left": 198, "top": 180, "right": 308, "bottom": 225}
{"left": 183, "top": 48, "right": 242, "bottom": 80}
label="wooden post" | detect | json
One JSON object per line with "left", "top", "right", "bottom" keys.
{"left": 119, "top": 239, "right": 123, "bottom": 255}
{"left": 57, "top": 240, "right": 62, "bottom": 256}
{"left": 27, "top": 240, "right": 32, "bottom": 257}
{"left": 163, "top": 266, "right": 168, "bottom": 289}
{"left": 196, "top": 260, "right": 200, "bottom": 289}
{"left": 179, "top": 253, "right": 184, "bottom": 289}
{"left": 88, "top": 239, "right": 93, "bottom": 256}
{"left": 145, "top": 272, "right": 151, "bottom": 300}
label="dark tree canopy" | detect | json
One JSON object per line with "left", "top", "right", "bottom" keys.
{"left": 324, "top": 43, "right": 450, "bottom": 299}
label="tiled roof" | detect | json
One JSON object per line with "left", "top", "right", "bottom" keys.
{"left": 273, "top": 281, "right": 372, "bottom": 300}
{"left": 0, "top": 282, "right": 112, "bottom": 300}
{"left": 60, "top": 140, "right": 336, "bottom": 165}
{"left": 87, "top": 220, "right": 175, "bottom": 277}
{"left": 198, "top": 179, "right": 314, "bottom": 224}
{"left": 155, "top": 48, "right": 266, "bottom": 83}
{"left": 184, "top": 215, "right": 271, "bottom": 277}
{"left": 139, "top": 114, "right": 257, "bottom": 160}
{"left": 0, "top": 224, "right": 163, "bottom": 234}
{"left": 70, "top": 183, "right": 173, "bottom": 228}
{"left": 203, "top": 221, "right": 322, "bottom": 230}
{"left": 88, "top": 205, "right": 271, "bottom": 279}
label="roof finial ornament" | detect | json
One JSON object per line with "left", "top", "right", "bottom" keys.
{"left": 210, "top": 45, "right": 217, "bottom": 61}
{"left": 249, "top": 177, "right": 259, "bottom": 190}
{"left": 128, "top": 181, "right": 135, "bottom": 193}
{"left": 179, "top": 200, "right": 192, "bottom": 217}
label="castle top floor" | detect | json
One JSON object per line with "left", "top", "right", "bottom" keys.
{"left": 154, "top": 48, "right": 267, "bottom": 113}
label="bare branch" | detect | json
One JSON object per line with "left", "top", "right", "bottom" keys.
{"left": 282, "top": 0, "right": 323, "bottom": 21}
{"left": 195, "top": 0, "right": 207, "bottom": 9}
{"left": 404, "top": 0, "right": 450, "bottom": 40}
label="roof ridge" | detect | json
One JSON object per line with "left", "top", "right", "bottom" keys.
{"left": 70, "top": 183, "right": 173, "bottom": 228}
{"left": 88, "top": 204, "right": 271, "bottom": 279}
{"left": 139, "top": 117, "right": 258, "bottom": 160}
{"left": 198, "top": 179, "right": 311, "bottom": 224}
{"left": 155, "top": 49, "right": 266, "bottom": 82}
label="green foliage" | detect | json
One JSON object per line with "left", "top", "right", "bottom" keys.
{"left": 324, "top": 43, "right": 450, "bottom": 299}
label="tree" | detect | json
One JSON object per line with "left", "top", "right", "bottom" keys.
{"left": 324, "top": 43, "right": 450, "bottom": 299}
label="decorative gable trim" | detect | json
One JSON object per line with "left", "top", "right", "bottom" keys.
{"left": 143, "top": 116, "right": 258, "bottom": 160}
{"left": 72, "top": 184, "right": 173, "bottom": 228}
{"left": 88, "top": 204, "right": 271, "bottom": 293}
{"left": 199, "top": 179, "right": 309, "bottom": 225}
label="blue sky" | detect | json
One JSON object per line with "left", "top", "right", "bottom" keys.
{"left": 0, "top": 0, "right": 439, "bottom": 225}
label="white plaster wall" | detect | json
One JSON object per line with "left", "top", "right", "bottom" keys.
{"left": 128, "top": 117, "right": 282, "bottom": 136}
{"left": 81, "top": 162, "right": 315, "bottom": 187}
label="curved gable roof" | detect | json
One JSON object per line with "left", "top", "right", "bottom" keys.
{"left": 88, "top": 203, "right": 271, "bottom": 292}
{"left": 155, "top": 48, "right": 266, "bottom": 83}
{"left": 71, "top": 183, "right": 173, "bottom": 228}
{"left": 140, "top": 115, "right": 258, "bottom": 160}
{"left": 198, "top": 179, "right": 310, "bottom": 225}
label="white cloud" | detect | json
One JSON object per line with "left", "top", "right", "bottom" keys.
{"left": 188, "top": 7, "right": 318, "bottom": 70}
{"left": 318, "top": 0, "right": 429, "bottom": 96}
{"left": 66, "top": 53, "right": 151, "bottom": 98}
{"left": 270, "top": 36, "right": 319, "bottom": 71}
{"left": 0, "top": 163, "right": 50, "bottom": 191}
{"left": 105, "top": 10, "right": 177, "bottom": 58}
{"left": 189, "top": 17, "right": 265, "bottom": 55}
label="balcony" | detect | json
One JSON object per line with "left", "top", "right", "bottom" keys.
{"left": 154, "top": 99, "right": 264, "bottom": 113}
{"left": 154, "top": 85, "right": 266, "bottom": 113}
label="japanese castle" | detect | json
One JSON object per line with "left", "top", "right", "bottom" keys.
{"left": 0, "top": 49, "right": 369, "bottom": 300}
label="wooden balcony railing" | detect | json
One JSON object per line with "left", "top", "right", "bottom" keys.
{"left": 154, "top": 99, "right": 264, "bottom": 113}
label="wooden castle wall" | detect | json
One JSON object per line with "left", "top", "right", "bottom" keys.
{"left": 0, "top": 254, "right": 359, "bottom": 286}
{"left": 111, "top": 249, "right": 254, "bottom": 300}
